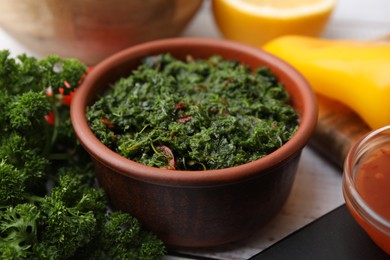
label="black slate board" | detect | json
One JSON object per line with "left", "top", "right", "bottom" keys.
{"left": 250, "top": 204, "right": 389, "bottom": 260}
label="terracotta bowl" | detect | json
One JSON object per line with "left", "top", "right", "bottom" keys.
{"left": 71, "top": 38, "right": 317, "bottom": 248}
{"left": 0, "top": 0, "right": 202, "bottom": 64}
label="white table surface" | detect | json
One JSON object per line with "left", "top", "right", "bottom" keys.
{"left": 1, "top": 1, "right": 389, "bottom": 259}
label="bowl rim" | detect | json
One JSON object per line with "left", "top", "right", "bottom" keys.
{"left": 71, "top": 37, "right": 317, "bottom": 187}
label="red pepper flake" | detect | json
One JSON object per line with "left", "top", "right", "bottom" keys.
{"left": 209, "top": 107, "right": 218, "bottom": 114}
{"left": 194, "top": 85, "right": 207, "bottom": 91}
{"left": 78, "top": 74, "right": 87, "bottom": 85}
{"left": 44, "top": 111, "right": 55, "bottom": 126}
{"left": 61, "top": 91, "right": 75, "bottom": 106}
{"left": 102, "top": 117, "right": 114, "bottom": 129}
{"left": 175, "top": 101, "right": 186, "bottom": 111}
{"left": 64, "top": 80, "right": 72, "bottom": 89}
{"left": 78, "top": 66, "right": 94, "bottom": 85}
{"left": 221, "top": 109, "right": 230, "bottom": 116}
{"left": 176, "top": 115, "right": 192, "bottom": 123}
{"left": 219, "top": 98, "right": 228, "bottom": 105}
{"left": 225, "top": 77, "right": 234, "bottom": 84}
{"left": 46, "top": 87, "right": 53, "bottom": 97}
{"left": 157, "top": 145, "right": 176, "bottom": 170}
{"left": 86, "top": 66, "right": 94, "bottom": 74}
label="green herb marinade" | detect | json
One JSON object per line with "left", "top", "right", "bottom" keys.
{"left": 88, "top": 54, "right": 299, "bottom": 170}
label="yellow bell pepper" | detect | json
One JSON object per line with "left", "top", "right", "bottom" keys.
{"left": 263, "top": 35, "right": 390, "bottom": 129}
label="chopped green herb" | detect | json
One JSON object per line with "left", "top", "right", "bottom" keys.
{"left": 88, "top": 54, "right": 299, "bottom": 170}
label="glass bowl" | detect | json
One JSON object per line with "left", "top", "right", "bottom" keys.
{"left": 343, "top": 125, "right": 390, "bottom": 255}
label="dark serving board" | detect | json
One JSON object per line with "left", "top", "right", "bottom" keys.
{"left": 250, "top": 204, "right": 389, "bottom": 260}
{"left": 309, "top": 94, "right": 371, "bottom": 169}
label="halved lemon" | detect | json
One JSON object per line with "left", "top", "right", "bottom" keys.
{"left": 212, "top": 0, "right": 337, "bottom": 47}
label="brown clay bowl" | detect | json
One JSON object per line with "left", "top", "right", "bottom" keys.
{"left": 70, "top": 38, "right": 317, "bottom": 248}
{"left": 0, "top": 0, "right": 202, "bottom": 64}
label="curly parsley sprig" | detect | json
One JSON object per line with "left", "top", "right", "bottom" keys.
{"left": 0, "top": 50, "right": 165, "bottom": 259}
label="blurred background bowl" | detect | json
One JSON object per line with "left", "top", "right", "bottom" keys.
{"left": 71, "top": 38, "right": 317, "bottom": 248}
{"left": 0, "top": 0, "right": 203, "bottom": 64}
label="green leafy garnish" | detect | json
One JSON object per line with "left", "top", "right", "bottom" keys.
{"left": 0, "top": 50, "right": 165, "bottom": 259}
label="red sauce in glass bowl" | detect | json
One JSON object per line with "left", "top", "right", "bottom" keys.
{"left": 356, "top": 147, "right": 390, "bottom": 221}
{"left": 343, "top": 126, "right": 390, "bottom": 255}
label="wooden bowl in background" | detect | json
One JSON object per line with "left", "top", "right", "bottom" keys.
{"left": 0, "top": 0, "right": 203, "bottom": 64}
